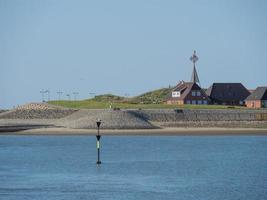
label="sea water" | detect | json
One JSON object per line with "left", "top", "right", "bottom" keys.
{"left": 0, "top": 135, "right": 267, "bottom": 200}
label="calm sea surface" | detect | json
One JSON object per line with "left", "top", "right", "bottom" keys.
{"left": 0, "top": 135, "right": 267, "bottom": 200}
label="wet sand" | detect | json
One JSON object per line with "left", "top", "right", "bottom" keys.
{"left": 2, "top": 127, "right": 267, "bottom": 136}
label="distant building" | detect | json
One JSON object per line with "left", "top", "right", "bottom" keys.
{"left": 166, "top": 81, "right": 210, "bottom": 105}
{"left": 167, "top": 51, "right": 206, "bottom": 105}
{"left": 206, "top": 83, "right": 250, "bottom": 105}
{"left": 245, "top": 87, "right": 267, "bottom": 108}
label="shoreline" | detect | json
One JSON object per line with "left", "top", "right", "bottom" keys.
{"left": 1, "top": 127, "right": 267, "bottom": 136}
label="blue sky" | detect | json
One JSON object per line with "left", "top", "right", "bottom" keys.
{"left": 1, "top": 0, "right": 267, "bottom": 108}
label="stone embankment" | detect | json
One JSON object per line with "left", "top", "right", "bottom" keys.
{"left": 130, "top": 109, "right": 267, "bottom": 122}
{"left": 56, "top": 109, "right": 155, "bottom": 129}
{"left": 0, "top": 103, "right": 267, "bottom": 130}
{"left": 129, "top": 109, "right": 267, "bottom": 128}
{"left": 0, "top": 103, "right": 155, "bottom": 130}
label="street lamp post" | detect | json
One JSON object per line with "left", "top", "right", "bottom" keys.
{"left": 45, "top": 90, "right": 50, "bottom": 101}
{"left": 57, "top": 91, "right": 63, "bottom": 101}
{"left": 96, "top": 119, "right": 102, "bottom": 165}
{"left": 73, "top": 92, "right": 79, "bottom": 101}
{"left": 89, "top": 92, "right": 95, "bottom": 99}
{"left": 40, "top": 90, "right": 46, "bottom": 102}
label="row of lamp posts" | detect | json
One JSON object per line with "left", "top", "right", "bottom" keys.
{"left": 40, "top": 90, "right": 79, "bottom": 102}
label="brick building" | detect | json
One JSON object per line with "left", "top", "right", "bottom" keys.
{"left": 245, "top": 87, "right": 267, "bottom": 108}
{"left": 166, "top": 81, "right": 209, "bottom": 105}
{"left": 166, "top": 51, "right": 210, "bottom": 105}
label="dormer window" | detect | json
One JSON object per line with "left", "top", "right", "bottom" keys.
{"left": 172, "top": 91, "right": 180, "bottom": 97}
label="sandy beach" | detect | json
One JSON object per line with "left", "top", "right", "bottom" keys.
{"left": 2, "top": 127, "right": 266, "bottom": 136}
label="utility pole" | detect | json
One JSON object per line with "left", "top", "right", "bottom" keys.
{"left": 73, "top": 92, "right": 79, "bottom": 101}
{"left": 57, "top": 91, "right": 63, "bottom": 101}
{"left": 89, "top": 92, "right": 95, "bottom": 99}
{"left": 45, "top": 90, "right": 50, "bottom": 101}
{"left": 96, "top": 119, "right": 102, "bottom": 165}
{"left": 40, "top": 90, "right": 46, "bottom": 102}
{"left": 66, "top": 94, "right": 71, "bottom": 101}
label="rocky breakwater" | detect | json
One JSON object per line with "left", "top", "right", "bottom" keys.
{"left": 0, "top": 103, "right": 77, "bottom": 131}
{"left": 0, "top": 103, "right": 76, "bottom": 119}
{"left": 0, "top": 104, "right": 156, "bottom": 130}
{"left": 56, "top": 109, "right": 156, "bottom": 129}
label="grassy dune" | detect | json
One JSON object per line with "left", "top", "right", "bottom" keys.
{"left": 48, "top": 88, "right": 245, "bottom": 109}
{"left": 49, "top": 100, "right": 244, "bottom": 109}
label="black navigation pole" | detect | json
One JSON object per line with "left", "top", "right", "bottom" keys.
{"left": 96, "top": 119, "right": 102, "bottom": 165}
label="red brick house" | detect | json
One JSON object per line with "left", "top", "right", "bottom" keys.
{"left": 166, "top": 81, "right": 210, "bottom": 105}
{"left": 245, "top": 87, "right": 267, "bottom": 108}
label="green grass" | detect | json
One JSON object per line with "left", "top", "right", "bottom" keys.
{"left": 49, "top": 100, "right": 244, "bottom": 109}
{"left": 131, "top": 88, "right": 173, "bottom": 104}
{"left": 48, "top": 88, "right": 246, "bottom": 109}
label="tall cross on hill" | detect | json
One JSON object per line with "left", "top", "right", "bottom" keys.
{"left": 190, "top": 50, "right": 200, "bottom": 84}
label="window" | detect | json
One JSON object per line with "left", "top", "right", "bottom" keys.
{"left": 203, "top": 100, "right": 208, "bottom": 105}
{"left": 172, "top": 91, "right": 180, "bottom": 97}
{"left": 197, "top": 100, "right": 202, "bottom": 104}
{"left": 239, "top": 101, "right": 243, "bottom": 105}
{"left": 192, "top": 100, "right": 196, "bottom": 104}
{"left": 192, "top": 91, "right": 196, "bottom": 96}
{"left": 186, "top": 100, "right": 191, "bottom": 104}
{"left": 197, "top": 91, "right": 201, "bottom": 96}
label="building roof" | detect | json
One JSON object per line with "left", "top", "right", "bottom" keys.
{"left": 246, "top": 87, "right": 267, "bottom": 101}
{"left": 167, "top": 81, "right": 209, "bottom": 100}
{"left": 248, "top": 89, "right": 255, "bottom": 94}
{"left": 206, "top": 83, "right": 250, "bottom": 102}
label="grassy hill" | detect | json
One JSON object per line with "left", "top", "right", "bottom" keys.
{"left": 130, "top": 88, "right": 172, "bottom": 104}
{"left": 48, "top": 87, "right": 244, "bottom": 109}
{"left": 49, "top": 88, "right": 174, "bottom": 109}
{"left": 85, "top": 88, "right": 173, "bottom": 104}
{"left": 92, "top": 94, "right": 125, "bottom": 102}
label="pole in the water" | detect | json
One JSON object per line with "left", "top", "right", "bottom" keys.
{"left": 96, "top": 119, "right": 102, "bottom": 165}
